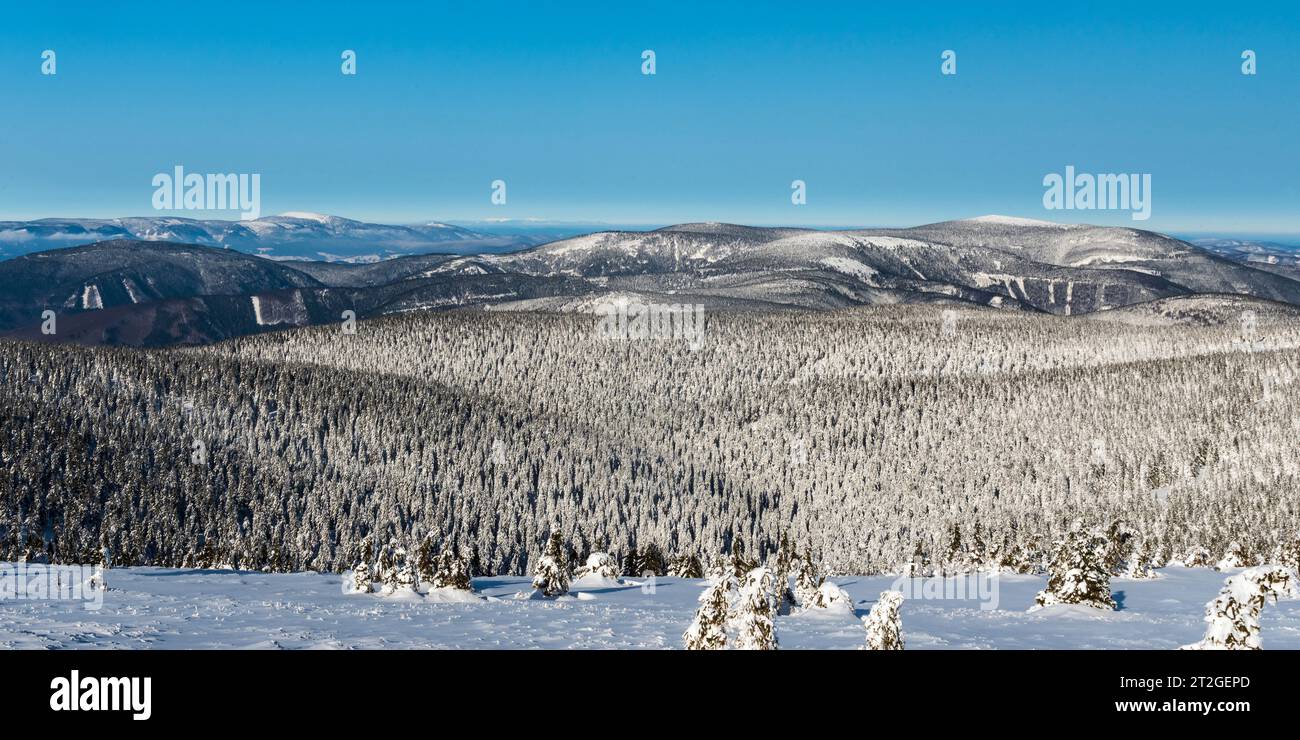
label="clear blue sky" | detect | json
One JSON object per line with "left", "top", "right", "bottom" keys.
{"left": 2, "top": 1, "right": 1298, "bottom": 233}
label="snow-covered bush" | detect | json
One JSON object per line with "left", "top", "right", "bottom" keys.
{"left": 1034, "top": 521, "right": 1115, "bottom": 610}
{"left": 683, "top": 573, "right": 734, "bottom": 650}
{"left": 1183, "top": 565, "right": 1297, "bottom": 650}
{"left": 574, "top": 551, "right": 620, "bottom": 581}
{"left": 732, "top": 566, "right": 779, "bottom": 650}
{"left": 862, "top": 590, "right": 904, "bottom": 650}
{"left": 531, "top": 532, "right": 571, "bottom": 598}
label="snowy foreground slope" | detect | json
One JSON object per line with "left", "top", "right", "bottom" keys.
{"left": 2, "top": 566, "right": 1297, "bottom": 649}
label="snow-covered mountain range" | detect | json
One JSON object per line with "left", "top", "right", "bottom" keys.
{"left": 0, "top": 212, "right": 542, "bottom": 260}
{"left": 4, "top": 215, "right": 1300, "bottom": 345}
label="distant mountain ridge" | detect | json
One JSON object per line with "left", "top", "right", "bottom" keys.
{"left": 4, "top": 215, "right": 1300, "bottom": 346}
{"left": 0, "top": 212, "right": 546, "bottom": 260}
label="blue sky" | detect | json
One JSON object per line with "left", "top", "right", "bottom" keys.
{"left": 2, "top": 1, "right": 1298, "bottom": 234}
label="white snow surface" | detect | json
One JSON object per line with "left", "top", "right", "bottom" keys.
{"left": 81, "top": 284, "right": 103, "bottom": 310}
{"left": 2, "top": 566, "right": 1298, "bottom": 649}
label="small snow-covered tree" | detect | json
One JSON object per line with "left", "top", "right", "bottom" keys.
{"left": 705, "top": 553, "right": 735, "bottom": 583}
{"left": 902, "top": 541, "right": 931, "bottom": 577}
{"left": 667, "top": 552, "right": 703, "bottom": 578}
{"left": 351, "top": 536, "right": 374, "bottom": 594}
{"left": 729, "top": 536, "right": 757, "bottom": 577}
{"left": 1100, "top": 519, "right": 1132, "bottom": 575}
{"left": 862, "top": 590, "right": 905, "bottom": 650}
{"left": 638, "top": 543, "right": 666, "bottom": 576}
{"left": 769, "top": 533, "right": 796, "bottom": 614}
{"left": 90, "top": 546, "right": 110, "bottom": 591}
{"left": 531, "top": 532, "right": 571, "bottom": 597}
{"left": 794, "top": 547, "right": 825, "bottom": 609}
{"left": 415, "top": 535, "right": 437, "bottom": 585}
{"left": 1272, "top": 534, "right": 1300, "bottom": 572}
{"left": 621, "top": 547, "right": 640, "bottom": 578}
{"left": 1034, "top": 521, "right": 1115, "bottom": 610}
{"left": 385, "top": 542, "right": 417, "bottom": 593}
{"left": 732, "top": 566, "right": 779, "bottom": 650}
{"left": 1216, "top": 541, "right": 1250, "bottom": 571}
{"left": 574, "top": 551, "right": 620, "bottom": 580}
{"left": 1124, "top": 536, "right": 1159, "bottom": 579}
{"left": 943, "top": 523, "right": 963, "bottom": 575}
{"left": 1181, "top": 546, "right": 1212, "bottom": 568}
{"left": 683, "top": 573, "right": 735, "bottom": 650}
{"left": 964, "top": 521, "right": 987, "bottom": 572}
{"left": 351, "top": 561, "right": 374, "bottom": 594}
{"left": 1183, "top": 566, "right": 1297, "bottom": 650}
{"left": 431, "top": 546, "right": 473, "bottom": 591}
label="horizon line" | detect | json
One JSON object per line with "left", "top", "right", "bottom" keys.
{"left": 2, "top": 211, "right": 1300, "bottom": 240}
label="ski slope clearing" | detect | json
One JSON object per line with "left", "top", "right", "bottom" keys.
{"left": 2, "top": 566, "right": 1297, "bottom": 650}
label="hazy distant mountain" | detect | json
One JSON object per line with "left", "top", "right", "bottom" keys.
{"left": 7, "top": 215, "right": 1300, "bottom": 346}
{"left": 0, "top": 213, "right": 543, "bottom": 260}
{"left": 1189, "top": 236, "right": 1300, "bottom": 282}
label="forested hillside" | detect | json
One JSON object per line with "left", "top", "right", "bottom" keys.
{"left": 3, "top": 303, "right": 1298, "bottom": 575}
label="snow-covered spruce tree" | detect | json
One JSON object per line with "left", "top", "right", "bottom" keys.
{"left": 667, "top": 552, "right": 704, "bottom": 578}
{"left": 351, "top": 535, "right": 375, "bottom": 594}
{"left": 431, "top": 546, "right": 473, "bottom": 591}
{"left": 1216, "top": 541, "right": 1251, "bottom": 571}
{"left": 732, "top": 566, "right": 779, "bottom": 650}
{"left": 943, "top": 523, "right": 963, "bottom": 575}
{"left": 964, "top": 521, "right": 987, "bottom": 572}
{"left": 621, "top": 548, "right": 641, "bottom": 579}
{"left": 1181, "top": 546, "right": 1213, "bottom": 568}
{"left": 386, "top": 542, "right": 417, "bottom": 594}
{"left": 639, "top": 543, "right": 666, "bottom": 576}
{"left": 769, "top": 533, "right": 796, "bottom": 615}
{"left": 705, "top": 553, "right": 734, "bottom": 583}
{"left": 574, "top": 551, "right": 620, "bottom": 580}
{"left": 1101, "top": 519, "right": 1132, "bottom": 576}
{"left": 902, "top": 541, "right": 930, "bottom": 577}
{"left": 1124, "top": 536, "right": 1159, "bottom": 579}
{"left": 729, "top": 536, "right": 757, "bottom": 577}
{"left": 351, "top": 561, "right": 374, "bottom": 594}
{"left": 862, "top": 591, "right": 905, "bottom": 650}
{"left": 794, "top": 547, "right": 826, "bottom": 610}
{"left": 415, "top": 535, "right": 437, "bottom": 585}
{"left": 684, "top": 572, "right": 735, "bottom": 650}
{"left": 1183, "top": 566, "right": 1297, "bottom": 650}
{"left": 1273, "top": 534, "right": 1300, "bottom": 572}
{"left": 90, "top": 546, "right": 110, "bottom": 591}
{"left": 531, "top": 532, "right": 571, "bottom": 598}
{"left": 1034, "top": 521, "right": 1115, "bottom": 610}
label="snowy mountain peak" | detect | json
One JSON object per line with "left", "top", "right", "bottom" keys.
{"left": 277, "top": 211, "right": 340, "bottom": 223}
{"left": 966, "top": 215, "right": 1070, "bottom": 227}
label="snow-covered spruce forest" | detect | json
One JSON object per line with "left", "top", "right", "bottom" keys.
{"left": 2, "top": 304, "right": 1299, "bottom": 577}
